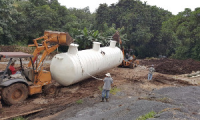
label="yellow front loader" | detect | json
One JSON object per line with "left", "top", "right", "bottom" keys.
{"left": 0, "top": 31, "right": 73, "bottom": 105}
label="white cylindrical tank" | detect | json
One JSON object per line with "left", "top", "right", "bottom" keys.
{"left": 50, "top": 40, "right": 123, "bottom": 86}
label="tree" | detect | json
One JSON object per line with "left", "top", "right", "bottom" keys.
{"left": 163, "top": 8, "right": 200, "bottom": 60}
{"left": 95, "top": 3, "right": 110, "bottom": 30}
{"left": 95, "top": 0, "right": 173, "bottom": 58}
{"left": 0, "top": 0, "right": 17, "bottom": 44}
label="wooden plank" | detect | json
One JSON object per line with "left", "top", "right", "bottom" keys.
{"left": 1, "top": 108, "right": 45, "bottom": 120}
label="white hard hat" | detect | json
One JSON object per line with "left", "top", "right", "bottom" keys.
{"left": 105, "top": 73, "right": 111, "bottom": 77}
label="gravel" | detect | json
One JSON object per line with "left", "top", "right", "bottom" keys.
{"left": 52, "top": 86, "right": 200, "bottom": 120}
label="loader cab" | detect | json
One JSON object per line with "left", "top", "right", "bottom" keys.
{"left": 0, "top": 52, "right": 34, "bottom": 86}
{"left": 0, "top": 52, "right": 55, "bottom": 106}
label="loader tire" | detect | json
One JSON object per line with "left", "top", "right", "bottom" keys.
{"left": 43, "top": 84, "right": 56, "bottom": 95}
{"left": 129, "top": 63, "right": 134, "bottom": 69}
{"left": 2, "top": 83, "right": 28, "bottom": 105}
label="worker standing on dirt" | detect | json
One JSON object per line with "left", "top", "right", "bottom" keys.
{"left": 125, "top": 53, "right": 129, "bottom": 60}
{"left": 101, "top": 73, "right": 113, "bottom": 102}
{"left": 148, "top": 64, "right": 155, "bottom": 81}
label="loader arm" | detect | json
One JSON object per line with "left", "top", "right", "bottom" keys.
{"left": 28, "top": 31, "right": 74, "bottom": 71}
{"left": 28, "top": 36, "right": 59, "bottom": 70}
{"left": 27, "top": 31, "right": 74, "bottom": 95}
{"left": 28, "top": 36, "right": 46, "bottom": 68}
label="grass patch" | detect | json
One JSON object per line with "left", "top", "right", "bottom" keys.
{"left": 12, "top": 116, "right": 26, "bottom": 120}
{"left": 110, "top": 87, "right": 120, "bottom": 95}
{"left": 98, "top": 86, "right": 102, "bottom": 91}
{"left": 136, "top": 111, "right": 156, "bottom": 120}
{"left": 98, "top": 86, "right": 120, "bottom": 95}
{"left": 76, "top": 99, "right": 83, "bottom": 104}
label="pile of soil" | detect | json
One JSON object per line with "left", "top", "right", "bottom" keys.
{"left": 140, "top": 58, "right": 200, "bottom": 75}
{"left": 152, "top": 74, "right": 192, "bottom": 86}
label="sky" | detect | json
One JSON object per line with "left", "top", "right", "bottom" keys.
{"left": 57, "top": 0, "right": 200, "bottom": 15}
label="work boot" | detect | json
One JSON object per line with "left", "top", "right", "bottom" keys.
{"left": 101, "top": 97, "right": 104, "bottom": 102}
{"left": 106, "top": 98, "right": 109, "bottom": 102}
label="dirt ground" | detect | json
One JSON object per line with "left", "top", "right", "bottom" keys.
{"left": 140, "top": 58, "right": 200, "bottom": 75}
{"left": 0, "top": 58, "right": 200, "bottom": 119}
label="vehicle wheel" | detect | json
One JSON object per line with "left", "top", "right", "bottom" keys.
{"left": 2, "top": 83, "right": 28, "bottom": 105}
{"left": 135, "top": 63, "right": 138, "bottom": 67}
{"left": 43, "top": 84, "right": 56, "bottom": 95}
{"left": 129, "top": 63, "right": 134, "bottom": 69}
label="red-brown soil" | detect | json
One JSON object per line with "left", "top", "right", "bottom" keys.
{"left": 140, "top": 58, "right": 200, "bottom": 75}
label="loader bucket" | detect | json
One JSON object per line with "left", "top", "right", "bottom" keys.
{"left": 64, "top": 32, "right": 74, "bottom": 46}
{"left": 112, "top": 31, "right": 120, "bottom": 43}
{"left": 44, "top": 31, "right": 74, "bottom": 46}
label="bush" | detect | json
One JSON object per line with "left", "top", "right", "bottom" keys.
{"left": 136, "top": 111, "right": 156, "bottom": 120}
{"left": 76, "top": 99, "right": 83, "bottom": 104}
{"left": 12, "top": 116, "right": 26, "bottom": 120}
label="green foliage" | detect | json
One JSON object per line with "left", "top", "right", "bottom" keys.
{"left": 12, "top": 116, "right": 26, "bottom": 120}
{"left": 163, "top": 8, "right": 200, "bottom": 60}
{"left": 136, "top": 111, "right": 156, "bottom": 120}
{"left": 75, "top": 27, "right": 105, "bottom": 50}
{"left": 110, "top": 87, "right": 120, "bottom": 95}
{"left": 0, "top": 0, "right": 17, "bottom": 44}
{"left": 0, "top": 0, "right": 96, "bottom": 46}
{"left": 95, "top": 0, "right": 173, "bottom": 58}
{"left": 76, "top": 99, "right": 83, "bottom": 104}
{"left": 74, "top": 25, "right": 128, "bottom": 50}
{"left": 98, "top": 86, "right": 102, "bottom": 91}
{"left": 1, "top": 0, "right": 199, "bottom": 60}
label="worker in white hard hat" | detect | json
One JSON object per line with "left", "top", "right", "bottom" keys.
{"left": 148, "top": 64, "right": 155, "bottom": 81}
{"left": 101, "top": 73, "right": 113, "bottom": 102}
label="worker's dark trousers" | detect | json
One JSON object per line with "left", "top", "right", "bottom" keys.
{"left": 102, "top": 89, "right": 110, "bottom": 99}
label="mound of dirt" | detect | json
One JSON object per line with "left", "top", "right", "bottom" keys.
{"left": 140, "top": 58, "right": 200, "bottom": 75}
{"left": 152, "top": 74, "right": 192, "bottom": 86}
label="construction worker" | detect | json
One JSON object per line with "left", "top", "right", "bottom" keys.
{"left": 9, "top": 60, "right": 21, "bottom": 74}
{"left": 125, "top": 53, "right": 129, "bottom": 60}
{"left": 101, "top": 73, "right": 113, "bottom": 102}
{"left": 148, "top": 64, "right": 155, "bottom": 81}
